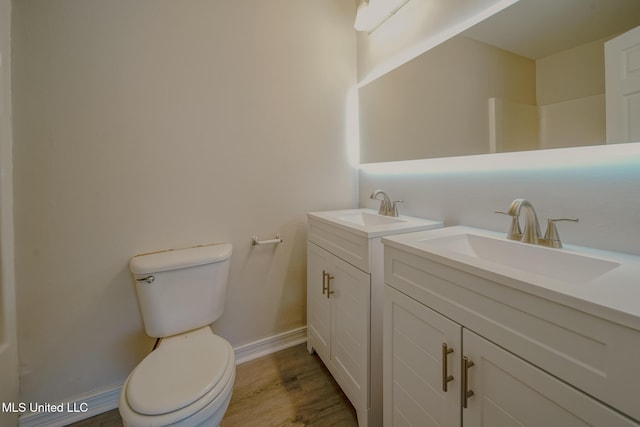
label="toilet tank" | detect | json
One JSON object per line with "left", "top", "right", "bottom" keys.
{"left": 129, "top": 244, "right": 232, "bottom": 338}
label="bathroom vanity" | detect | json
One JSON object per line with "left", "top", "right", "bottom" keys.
{"left": 382, "top": 226, "right": 640, "bottom": 426}
{"left": 306, "top": 209, "right": 442, "bottom": 427}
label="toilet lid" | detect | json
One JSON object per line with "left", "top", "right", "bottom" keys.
{"left": 126, "top": 333, "right": 231, "bottom": 416}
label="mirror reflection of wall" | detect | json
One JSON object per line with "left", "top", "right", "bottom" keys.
{"left": 358, "top": 0, "right": 640, "bottom": 164}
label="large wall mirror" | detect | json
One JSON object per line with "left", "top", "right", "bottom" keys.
{"left": 359, "top": 0, "right": 640, "bottom": 163}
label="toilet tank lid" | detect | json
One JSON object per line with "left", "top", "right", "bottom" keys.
{"left": 130, "top": 244, "right": 232, "bottom": 275}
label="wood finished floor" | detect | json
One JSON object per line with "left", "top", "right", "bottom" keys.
{"left": 67, "top": 343, "right": 358, "bottom": 427}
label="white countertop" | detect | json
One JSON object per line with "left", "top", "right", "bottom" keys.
{"left": 382, "top": 226, "right": 640, "bottom": 331}
{"left": 308, "top": 208, "right": 443, "bottom": 238}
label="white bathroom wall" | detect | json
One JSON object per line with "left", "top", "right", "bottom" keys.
{"left": 12, "top": 0, "right": 357, "bottom": 407}
{"left": 360, "top": 143, "right": 640, "bottom": 256}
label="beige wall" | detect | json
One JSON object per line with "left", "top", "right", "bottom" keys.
{"left": 12, "top": 0, "right": 357, "bottom": 405}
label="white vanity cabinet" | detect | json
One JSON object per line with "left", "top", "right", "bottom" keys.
{"left": 384, "top": 286, "right": 638, "bottom": 427}
{"left": 308, "top": 242, "right": 370, "bottom": 422}
{"left": 307, "top": 209, "right": 443, "bottom": 427}
{"left": 382, "top": 228, "right": 640, "bottom": 427}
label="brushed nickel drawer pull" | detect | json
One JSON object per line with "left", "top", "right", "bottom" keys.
{"left": 326, "top": 273, "right": 335, "bottom": 299}
{"left": 322, "top": 270, "right": 328, "bottom": 295}
{"left": 442, "top": 343, "right": 454, "bottom": 392}
{"left": 462, "top": 356, "right": 475, "bottom": 408}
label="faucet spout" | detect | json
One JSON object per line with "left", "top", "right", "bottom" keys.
{"left": 508, "top": 198, "right": 542, "bottom": 245}
{"left": 370, "top": 190, "right": 393, "bottom": 216}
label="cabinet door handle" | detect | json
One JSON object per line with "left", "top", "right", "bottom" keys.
{"left": 442, "top": 343, "right": 454, "bottom": 392}
{"left": 326, "top": 273, "right": 335, "bottom": 299}
{"left": 322, "top": 270, "right": 328, "bottom": 295}
{"left": 461, "top": 356, "right": 475, "bottom": 408}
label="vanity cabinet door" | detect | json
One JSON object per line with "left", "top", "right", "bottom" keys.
{"left": 307, "top": 241, "right": 371, "bottom": 427}
{"left": 331, "top": 253, "right": 371, "bottom": 414}
{"left": 307, "top": 242, "right": 333, "bottom": 363}
{"left": 384, "top": 285, "right": 462, "bottom": 427}
{"left": 462, "top": 329, "right": 638, "bottom": 427}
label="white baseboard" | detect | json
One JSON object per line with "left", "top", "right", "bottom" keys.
{"left": 17, "top": 326, "right": 307, "bottom": 426}
{"left": 233, "top": 326, "right": 307, "bottom": 365}
{"left": 18, "top": 385, "right": 121, "bottom": 427}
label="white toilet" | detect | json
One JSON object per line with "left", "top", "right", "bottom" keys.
{"left": 119, "top": 244, "right": 236, "bottom": 427}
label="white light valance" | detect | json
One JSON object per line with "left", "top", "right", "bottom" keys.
{"left": 354, "top": 0, "right": 410, "bottom": 33}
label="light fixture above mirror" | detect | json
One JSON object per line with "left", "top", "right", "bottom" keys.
{"left": 354, "top": 0, "right": 409, "bottom": 33}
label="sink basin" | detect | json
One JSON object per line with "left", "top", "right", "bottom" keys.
{"left": 308, "top": 208, "right": 442, "bottom": 275}
{"left": 383, "top": 225, "right": 640, "bottom": 351}
{"left": 308, "top": 208, "right": 442, "bottom": 238}
{"left": 422, "top": 232, "right": 620, "bottom": 285}
{"left": 337, "top": 211, "right": 406, "bottom": 227}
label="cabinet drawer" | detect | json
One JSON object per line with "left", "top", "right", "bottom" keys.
{"left": 308, "top": 217, "right": 371, "bottom": 272}
{"left": 385, "top": 246, "right": 640, "bottom": 422}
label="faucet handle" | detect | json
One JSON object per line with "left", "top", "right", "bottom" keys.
{"left": 495, "top": 210, "right": 522, "bottom": 240}
{"left": 543, "top": 218, "right": 579, "bottom": 248}
{"left": 391, "top": 200, "right": 404, "bottom": 217}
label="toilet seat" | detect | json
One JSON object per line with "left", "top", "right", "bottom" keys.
{"left": 120, "top": 328, "right": 235, "bottom": 427}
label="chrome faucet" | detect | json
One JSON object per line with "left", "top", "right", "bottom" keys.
{"left": 497, "top": 198, "right": 578, "bottom": 248}
{"left": 370, "top": 190, "right": 402, "bottom": 217}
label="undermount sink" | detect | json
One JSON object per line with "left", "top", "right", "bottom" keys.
{"left": 422, "top": 231, "right": 620, "bottom": 285}
{"left": 308, "top": 208, "right": 442, "bottom": 238}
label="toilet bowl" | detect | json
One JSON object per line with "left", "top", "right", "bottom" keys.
{"left": 119, "top": 244, "right": 235, "bottom": 426}
{"left": 119, "top": 327, "right": 235, "bottom": 427}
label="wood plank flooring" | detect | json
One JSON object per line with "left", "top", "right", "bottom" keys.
{"left": 66, "top": 343, "right": 358, "bottom": 427}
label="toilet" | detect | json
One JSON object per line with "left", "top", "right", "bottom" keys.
{"left": 119, "top": 244, "right": 236, "bottom": 427}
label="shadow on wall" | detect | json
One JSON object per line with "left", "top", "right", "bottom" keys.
{"left": 213, "top": 219, "right": 308, "bottom": 346}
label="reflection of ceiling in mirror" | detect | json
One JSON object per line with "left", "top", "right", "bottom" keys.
{"left": 462, "top": 0, "right": 640, "bottom": 59}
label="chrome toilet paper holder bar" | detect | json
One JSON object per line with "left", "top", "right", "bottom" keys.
{"left": 252, "top": 234, "right": 283, "bottom": 246}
